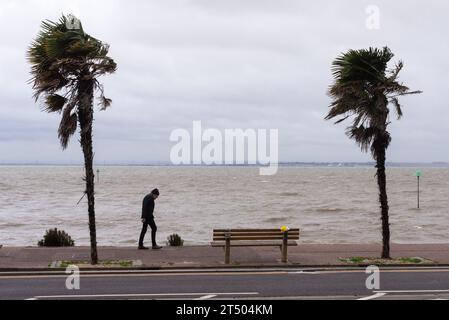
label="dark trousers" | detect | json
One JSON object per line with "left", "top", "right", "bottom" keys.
{"left": 139, "top": 218, "right": 157, "bottom": 247}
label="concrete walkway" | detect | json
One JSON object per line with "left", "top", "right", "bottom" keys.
{"left": 1, "top": 244, "right": 449, "bottom": 270}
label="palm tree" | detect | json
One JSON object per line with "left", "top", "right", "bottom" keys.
{"left": 325, "top": 47, "right": 421, "bottom": 259}
{"left": 28, "top": 15, "right": 117, "bottom": 264}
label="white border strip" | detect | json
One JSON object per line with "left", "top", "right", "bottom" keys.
{"left": 31, "top": 292, "right": 259, "bottom": 299}
{"left": 375, "top": 289, "right": 449, "bottom": 294}
{"left": 358, "top": 293, "right": 387, "bottom": 300}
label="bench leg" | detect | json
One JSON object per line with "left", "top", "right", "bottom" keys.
{"left": 225, "top": 237, "right": 231, "bottom": 265}
{"left": 281, "top": 232, "right": 288, "bottom": 263}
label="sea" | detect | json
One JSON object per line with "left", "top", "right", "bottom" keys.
{"left": 1, "top": 165, "right": 448, "bottom": 246}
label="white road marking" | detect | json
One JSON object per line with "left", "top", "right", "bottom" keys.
{"left": 30, "top": 292, "right": 258, "bottom": 300}
{"left": 195, "top": 295, "right": 217, "bottom": 300}
{"left": 375, "top": 289, "right": 449, "bottom": 294}
{"left": 288, "top": 269, "right": 449, "bottom": 275}
{"left": 358, "top": 292, "right": 387, "bottom": 300}
{"left": 289, "top": 271, "right": 325, "bottom": 274}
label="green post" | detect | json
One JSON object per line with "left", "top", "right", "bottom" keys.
{"left": 415, "top": 170, "right": 421, "bottom": 209}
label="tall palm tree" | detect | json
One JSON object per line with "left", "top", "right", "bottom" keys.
{"left": 325, "top": 47, "right": 421, "bottom": 259}
{"left": 28, "top": 15, "right": 117, "bottom": 264}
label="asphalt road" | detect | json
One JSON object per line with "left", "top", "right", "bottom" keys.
{"left": 1, "top": 268, "right": 449, "bottom": 300}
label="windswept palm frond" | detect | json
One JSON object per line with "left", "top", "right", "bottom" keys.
{"left": 331, "top": 47, "right": 393, "bottom": 84}
{"left": 389, "top": 97, "right": 403, "bottom": 120}
{"left": 28, "top": 14, "right": 117, "bottom": 148}
{"left": 44, "top": 94, "right": 67, "bottom": 113}
{"left": 326, "top": 46, "right": 421, "bottom": 157}
{"left": 58, "top": 103, "right": 78, "bottom": 149}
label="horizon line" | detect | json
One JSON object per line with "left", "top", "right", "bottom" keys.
{"left": 0, "top": 161, "right": 448, "bottom": 167}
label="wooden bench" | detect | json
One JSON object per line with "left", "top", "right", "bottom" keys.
{"left": 211, "top": 228, "right": 300, "bottom": 264}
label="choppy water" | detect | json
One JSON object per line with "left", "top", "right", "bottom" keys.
{"left": 1, "top": 166, "right": 449, "bottom": 246}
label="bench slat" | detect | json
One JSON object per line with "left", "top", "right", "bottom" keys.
{"left": 213, "top": 236, "right": 299, "bottom": 241}
{"left": 214, "top": 232, "right": 299, "bottom": 236}
{"left": 213, "top": 231, "right": 300, "bottom": 235}
{"left": 214, "top": 229, "right": 300, "bottom": 233}
{"left": 213, "top": 234, "right": 299, "bottom": 239}
{"left": 211, "top": 241, "right": 298, "bottom": 247}
{"left": 214, "top": 236, "right": 282, "bottom": 241}
{"left": 213, "top": 228, "right": 300, "bottom": 241}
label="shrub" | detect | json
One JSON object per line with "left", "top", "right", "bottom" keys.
{"left": 38, "top": 228, "right": 75, "bottom": 247}
{"left": 167, "top": 234, "right": 184, "bottom": 247}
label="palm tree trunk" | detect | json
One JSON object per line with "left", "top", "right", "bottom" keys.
{"left": 78, "top": 78, "right": 98, "bottom": 265}
{"left": 375, "top": 141, "right": 391, "bottom": 259}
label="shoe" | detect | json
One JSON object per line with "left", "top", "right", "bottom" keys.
{"left": 152, "top": 245, "right": 162, "bottom": 250}
{"left": 138, "top": 246, "right": 150, "bottom": 250}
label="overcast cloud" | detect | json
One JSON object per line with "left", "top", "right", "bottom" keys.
{"left": 0, "top": 0, "right": 447, "bottom": 164}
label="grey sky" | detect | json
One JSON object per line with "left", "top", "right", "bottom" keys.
{"left": 0, "top": 0, "right": 447, "bottom": 164}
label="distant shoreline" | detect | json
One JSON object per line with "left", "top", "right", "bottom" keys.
{"left": 1, "top": 162, "right": 448, "bottom": 168}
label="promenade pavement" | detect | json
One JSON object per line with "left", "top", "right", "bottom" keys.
{"left": 1, "top": 243, "right": 449, "bottom": 270}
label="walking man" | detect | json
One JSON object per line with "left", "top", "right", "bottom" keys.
{"left": 138, "top": 189, "right": 162, "bottom": 250}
